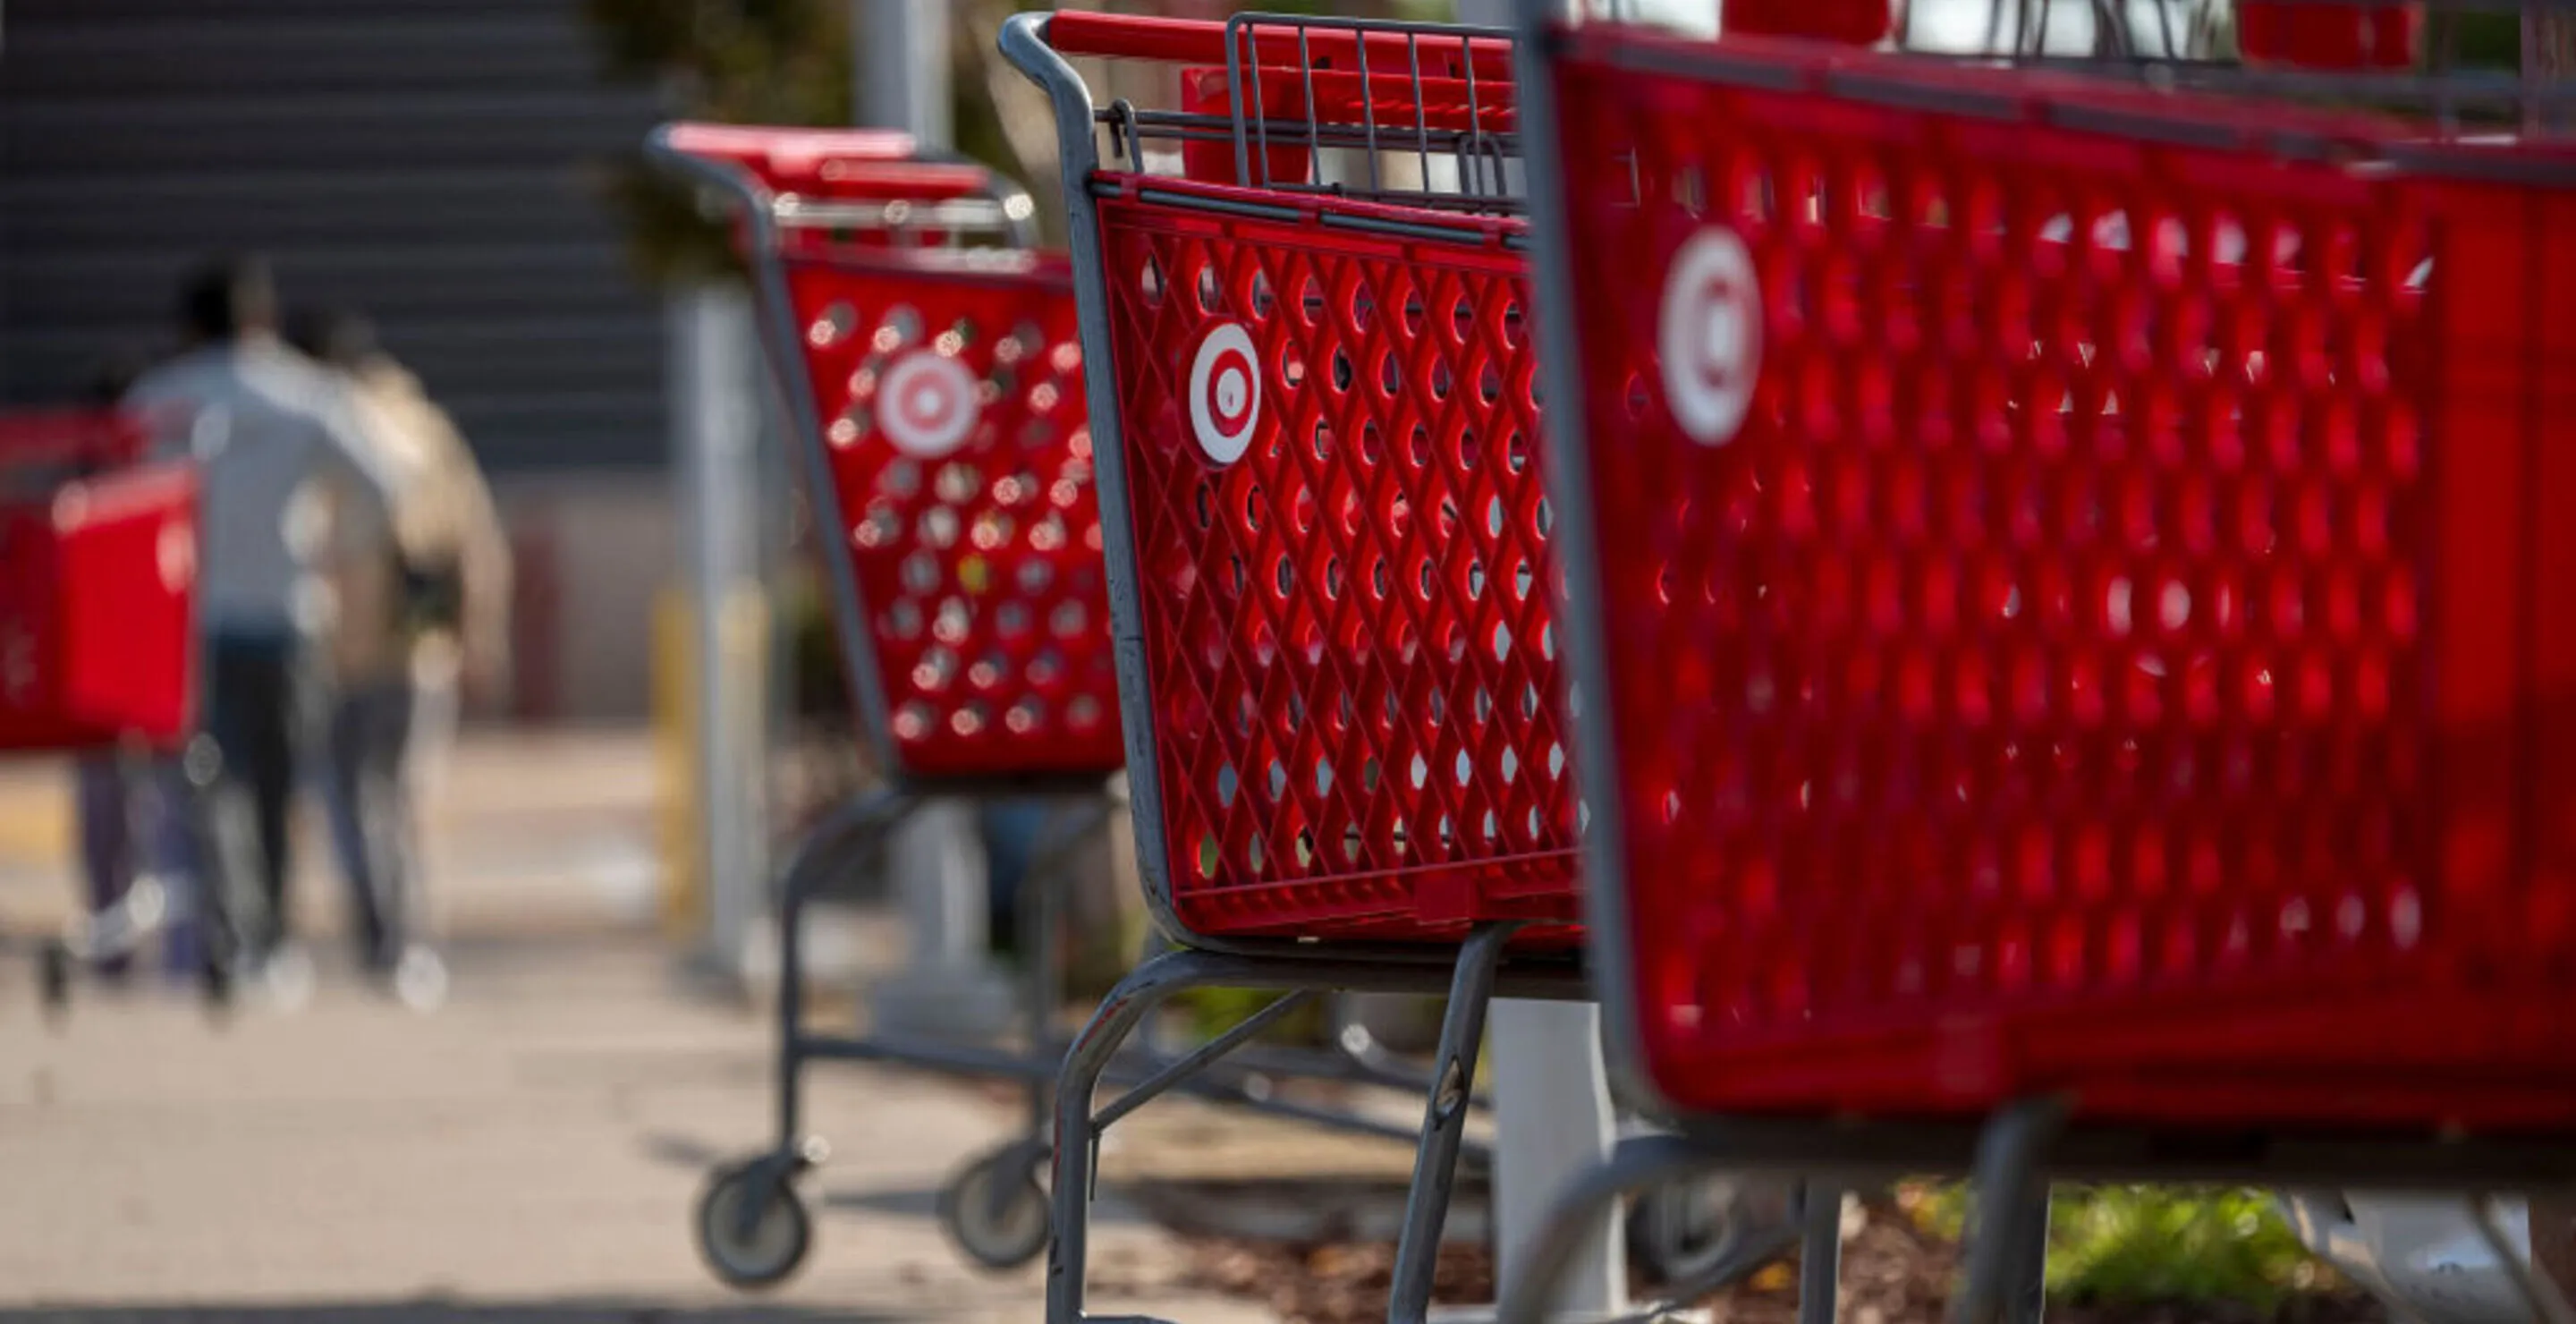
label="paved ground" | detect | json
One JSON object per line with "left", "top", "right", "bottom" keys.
{"left": 0, "top": 732, "right": 1270, "bottom": 1324}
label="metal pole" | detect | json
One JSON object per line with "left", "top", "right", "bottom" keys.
{"left": 849, "top": 0, "right": 1015, "bottom": 1040}
{"left": 672, "top": 287, "right": 770, "bottom": 985}
{"left": 1490, "top": 1001, "right": 1628, "bottom": 1322}
{"left": 858, "top": 0, "right": 951, "bottom": 143}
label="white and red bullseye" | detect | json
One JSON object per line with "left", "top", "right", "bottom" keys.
{"left": 877, "top": 350, "right": 980, "bottom": 458}
{"left": 1187, "top": 322, "right": 1261, "bottom": 465}
{"left": 1657, "top": 226, "right": 1763, "bottom": 448}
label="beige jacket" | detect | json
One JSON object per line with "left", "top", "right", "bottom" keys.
{"left": 323, "top": 360, "right": 512, "bottom": 691}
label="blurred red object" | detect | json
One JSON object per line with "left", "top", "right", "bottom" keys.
{"left": 0, "top": 412, "right": 197, "bottom": 752}
{"left": 1724, "top": 0, "right": 1892, "bottom": 46}
{"left": 2238, "top": 0, "right": 2419, "bottom": 69}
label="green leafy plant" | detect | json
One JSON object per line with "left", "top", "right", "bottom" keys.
{"left": 2046, "top": 1186, "right": 2323, "bottom": 1311}
{"left": 1909, "top": 1184, "right": 2327, "bottom": 1312}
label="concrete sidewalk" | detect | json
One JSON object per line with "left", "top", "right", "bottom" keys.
{"left": 0, "top": 731, "right": 1269, "bottom": 1324}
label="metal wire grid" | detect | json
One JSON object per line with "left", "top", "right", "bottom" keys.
{"left": 1092, "top": 13, "right": 1528, "bottom": 216}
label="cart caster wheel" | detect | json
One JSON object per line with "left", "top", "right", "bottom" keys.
{"left": 695, "top": 1157, "right": 811, "bottom": 1290}
{"left": 1626, "top": 1173, "right": 1798, "bottom": 1290}
{"left": 938, "top": 1141, "right": 1052, "bottom": 1272}
{"left": 37, "top": 940, "right": 72, "bottom": 1024}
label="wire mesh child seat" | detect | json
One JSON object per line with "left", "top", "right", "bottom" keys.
{"left": 1004, "top": 13, "right": 1597, "bottom": 1324}
{"left": 1500, "top": 1, "right": 2576, "bottom": 1320}
{"left": 0, "top": 408, "right": 211, "bottom": 1014}
{"left": 651, "top": 124, "right": 1128, "bottom": 1287}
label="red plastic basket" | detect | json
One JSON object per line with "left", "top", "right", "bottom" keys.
{"left": 1047, "top": 13, "right": 1583, "bottom": 944}
{"left": 0, "top": 412, "right": 197, "bottom": 752}
{"left": 2237, "top": 1, "right": 2420, "bottom": 70}
{"left": 1537, "top": 28, "right": 2576, "bottom": 1131}
{"left": 657, "top": 125, "right": 1122, "bottom": 781}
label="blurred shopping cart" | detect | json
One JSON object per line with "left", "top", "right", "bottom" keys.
{"left": 653, "top": 124, "right": 1131, "bottom": 1286}
{"left": 1499, "top": 2, "right": 2576, "bottom": 1320}
{"left": 1004, "top": 13, "right": 1606, "bottom": 1324}
{"left": 0, "top": 408, "right": 218, "bottom": 1015}
{"left": 650, "top": 122, "right": 1523, "bottom": 1289}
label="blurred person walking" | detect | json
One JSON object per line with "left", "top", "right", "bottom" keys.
{"left": 290, "top": 307, "right": 511, "bottom": 1010}
{"left": 124, "top": 257, "right": 403, "bottom": 1004}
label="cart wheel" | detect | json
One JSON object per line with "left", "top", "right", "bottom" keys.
{"left": 37, "top": 940, "right": 72, "bottom": 1024}
{"left": 937, "top": 1142, "right": 1052, "bottom": 1272}
{"left": 694, "top": 1157, "right": 812, "bottom": 1290}
{"left": 1626, "top": 1173, "right": 1798, "bottom": 1289}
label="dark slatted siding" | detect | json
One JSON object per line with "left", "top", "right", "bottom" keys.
{"left": 0, "top": 0, "right": 670, "bottom": 472}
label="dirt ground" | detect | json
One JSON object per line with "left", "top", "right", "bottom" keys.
{"left": 1175, "top": 1204, "right": 2391, "bottom": 1324}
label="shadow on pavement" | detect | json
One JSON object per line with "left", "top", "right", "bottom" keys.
{"left": 0, "top": 1303, "right": 909, "bottom": 1323}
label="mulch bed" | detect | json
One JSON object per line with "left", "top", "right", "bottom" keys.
{"left": 1175, "top": 1203, "right": 2391, "bottom": 1324}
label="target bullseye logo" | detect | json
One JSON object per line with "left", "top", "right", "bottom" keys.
{"left": 1657, "top": 226, "right": 1763, "bottom": 448}
{"left": 1187, "top": 322, "right": 1261, "bottom": 465}
{"left": 877, "top": 350, "right": 979, "bottom": 458}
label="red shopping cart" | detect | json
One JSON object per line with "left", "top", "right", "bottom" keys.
{"left": 1006, "top": 13, "right": 1594, "bottom": 1324}
{"left": 653, "top": 124, "right": 1131, "bottom": 1285}
{"left": 1503, "top": 3, "right": 2576, "bottom": 1321}
{"left": 0, "top": 409, "right": 215, "bottom": 1014}
{"left": 653, "top": 121, "right": 1525, "bottom": 1288}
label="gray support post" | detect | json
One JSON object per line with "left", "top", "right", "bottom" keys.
{"left": 848, "top": 0, "right": 1015, "bottom": 1040}
{"left": 673, "top": 287, "right": 771, "bottom": 985}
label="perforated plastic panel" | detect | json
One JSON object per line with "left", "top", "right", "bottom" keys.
{"left": 1542, "top": 30, "right": 2576, "bottom": 1129}
{"left": 782, "top": 248, "right": 1123, "bottom": 778}
{"left": 1089, "top": 177, "right": 1581, "bottom": 941}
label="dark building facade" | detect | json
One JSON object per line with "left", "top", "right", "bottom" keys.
{"left": 0, "top": 0, "right": 668, "bottom": 472}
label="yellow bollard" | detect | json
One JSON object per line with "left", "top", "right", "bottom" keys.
{"left": 653, "top": 587, "right": 702, "bottom": 941}
{"left": 654, "top": 582, "right": 772, "bottom": 952}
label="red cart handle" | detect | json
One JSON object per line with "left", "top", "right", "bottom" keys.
{"left": 0, "top": 410, "right": 149, "bottom": 476}
{"left": 656, "top": 122, "right": 1003, "bottom": 204}
{"left": 1043, "top": 10, "right": 1517, "bottom": 85}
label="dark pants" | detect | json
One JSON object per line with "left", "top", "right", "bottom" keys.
{"left": 205, "top": 630, "right": 319, "bottom": 962}
{"left": 72, "top": 753, "right": 135, "bottom": 975}
{"left": 324, "top": 679, "right": 416, "bottom": 970}
{"left": 981, "top": 801, "right": 1055, "bottom": 955}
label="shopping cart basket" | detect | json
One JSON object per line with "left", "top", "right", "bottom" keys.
{"left": 1500, "top": 4, "right": 2576, "bottom": 1321}
{"left": 1006, "top": 13, "right": 1596, "bottom": 1324}
{"left": 0, "top": 408, "right": 220, "bottom": 1014}
{"left": 652, "top": 122, "right": 1513, "bottom": 1287}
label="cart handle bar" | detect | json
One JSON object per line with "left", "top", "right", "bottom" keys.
{"left": 658, "top": 122, "right": 1004, "bottom": 204}
{"left": 1044, "top": 10, "right": 1517, "bottom": 84}
{"left": 0, "top": 412, "right": 151, "bottom": 474}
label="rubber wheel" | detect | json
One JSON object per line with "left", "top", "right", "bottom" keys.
{"left": 937, "top": 1142, "right": 1051, "bottom": 1272}
{"left": 1627, "top": 1174, "right": 1797, "bottom": 1289}
{"left": 695, "top": 1158, "right": 812, "bottom": 1290}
